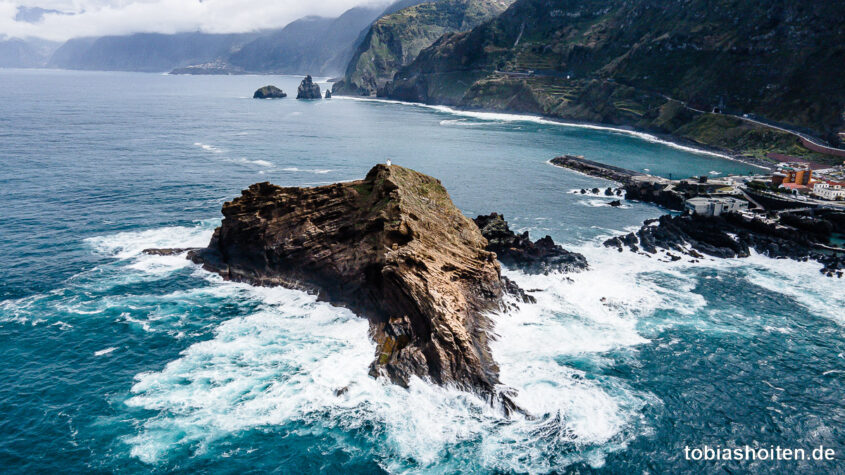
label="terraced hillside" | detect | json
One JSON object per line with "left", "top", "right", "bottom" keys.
{"left": 385, "top": 0, "right": 845, "bottom": 161}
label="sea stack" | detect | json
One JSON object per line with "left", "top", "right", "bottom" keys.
{"left": 188, "top": 165, "right": 519, "bottom": 410}
{"left": 253, "top": 85, "right": 287, "bottom": 99}
{"left": 296, "top": 75, "right": 321, "bottom": 99}
{"left": 474, "top": 213, "right": 588, "bottom": 274}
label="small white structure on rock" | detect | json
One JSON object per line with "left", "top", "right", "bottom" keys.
{"left": 386, "top": 159, "right": 392, "bottom": 167}
{"left": 685, "top": 197, "right": 748, "bottom": 216}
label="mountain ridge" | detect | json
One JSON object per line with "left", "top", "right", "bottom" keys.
{"left": 383, "top": 0, "right": 845, "bottom": 161}
{"left": 333, "top": 0, "right": 514, "bottom": 96}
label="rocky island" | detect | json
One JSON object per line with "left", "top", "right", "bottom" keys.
{"left": 184, "top": 164, "right": 554, "bottom": 411}
{"left": 296, "top": 75, "right": 321, "bottom": 99}
{"left": 253, "top": 85, "right": 287, "bottom": 99}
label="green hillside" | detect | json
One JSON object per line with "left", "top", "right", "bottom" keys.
{"left": 385, "top": 0, "right": 845, "bottom": 161}
{"left": 333, "top": 0, "right": 513, "bottom": 96}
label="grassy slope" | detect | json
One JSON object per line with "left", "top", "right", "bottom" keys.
{"left": 387, "top": 0, "right": 845, "bottom": 163}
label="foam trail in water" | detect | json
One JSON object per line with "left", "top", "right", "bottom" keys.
{"left": 121, "top": 240, "right": 692, "bottom": 471}
{"left": 85, "top": 223, "right": 214, "bottom": 260}
{"left": 338, "top": 96, "right": 767, "bottom": 164}
{"left": 193, "top": 142, "right": 224, "bottom": 153}
{"left": 231, "top": 157, "right": 273, "bottom": 167}
{"left": 741, "top": 252, "right": 845, "bottom": 326}
{"left": 1, "top": 223, "right": 218, "bottom": 328}
{"left": 281, "top": 167, "right": 334, "bottom": 174}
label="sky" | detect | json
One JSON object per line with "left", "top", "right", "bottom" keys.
{"left": 0, "top": 0, "right": 388, "bottom": 42}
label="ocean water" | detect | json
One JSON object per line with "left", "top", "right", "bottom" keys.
{"left": 0, "top": 69, "right": 842, "bottom": 474}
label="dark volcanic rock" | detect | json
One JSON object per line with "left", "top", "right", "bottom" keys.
{"left": 609, "top": 200, "right": 622, "bottom": 207}
{"left": 188, "top": 165, "right": 521, "bottom": 409}
{"left": 296, "top": 75, "right": 321, "bottom": 99}
{"left": 142, "top": 247, "right": 199, "bottom": 256}
{"left": 551, "top": 155, "right": 686, "bottom": 211}
{"left": 253, "top": 85, "right": 286, "bottom": 99}
{"left": 325, "top": 89, "right": 332, "bottom": 99}
{"left": 604, "top": 212, "right": 845, "bottom": 276}
{"left": 623, "top": 181, "right": 686, "bottom": 211}
{"left": 474, "top": 213, "right": 588, "bottom": 274}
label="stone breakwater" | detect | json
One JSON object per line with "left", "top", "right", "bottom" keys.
{"left": 550, "top": 155, "right": 686, "bottom": 210}
{"left": 550, "top": 154, "right": 845, "bottom": 276}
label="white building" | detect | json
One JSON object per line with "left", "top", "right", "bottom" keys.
{"left": 812, "top": 181, "right": 845, "bottom": 201}
{"left": 685, "top": 197, "right": 749, "bottom": 216}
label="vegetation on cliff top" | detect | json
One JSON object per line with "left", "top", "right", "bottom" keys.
{"left": 386, "top": 0, "right": 845, "bottom": 161}
{"left": 334, "top": 0, "right": 513, "bottom": 96}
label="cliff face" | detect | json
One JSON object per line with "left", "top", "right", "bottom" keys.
{"left": 189, "top": 165, "right": 515, "bottom": 405}
{"left": 386, "top": 0, "right": 845, "bottom": 159}
{"left": 296, "top": 76, "right": 321, "bottom": 99}
{"left": 333, "top": 0, "right": 513, "bottom": 96}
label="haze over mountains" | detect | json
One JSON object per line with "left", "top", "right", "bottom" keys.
{"left": 3, "top": 0, "right": 843, "bottom": 157}
{"left": 7, "top": 0, "right": 422, "bottom": 76}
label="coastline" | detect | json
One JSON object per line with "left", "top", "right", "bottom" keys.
{"left": 334, "top": 95, "right": 774, "bottom": 171}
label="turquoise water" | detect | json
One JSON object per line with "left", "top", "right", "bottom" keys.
{"left": 0, "top": 69, "right": 842, "bottom": 473}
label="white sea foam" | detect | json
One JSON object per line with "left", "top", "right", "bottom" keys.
{"left": 439, "top": 118, "right": 488, "bottom": 127}
{"left": 281, "top": 167, "right": 334, "bottom": 174}
{"left": 193, "top": 142, "right": 224, "bottom": 153}
{"left": 95, "top": 347, "right": 117, "bottom": 356}
{"left": 741, "top": 252, "right": 845, "bottom": 326}
{"left": 122, "top": 240, "right": 695, "bottom": 471}
{"left": 578, "top": 199, "right": 630, "bottom": 209}
{"left": 7, "top": 217, "right": 839, "bottom": 471}
{"left": 338, "top": 96, "right": 766, "bottom": 163}
{"left": 231, "top": 157, "right": 273, "bottom": 167}
{"left": 85, "top": 223, "right": 215, "bottom": 260}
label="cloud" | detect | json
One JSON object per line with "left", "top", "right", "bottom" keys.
{"left": 0, "top": 0, "right": 390, "bottom": 41}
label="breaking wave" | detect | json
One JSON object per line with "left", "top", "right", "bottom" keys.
{"left": 3, "top": 221, "right": 839, "bottom": 472}
{"left": 193, "top": 142, "right": 224, "bottom": 154}
{"left": 281, "top": 167, "right": 334, "bottom": 174}
{"left": 338, "top": 96, "right": 766, "bottom": 164}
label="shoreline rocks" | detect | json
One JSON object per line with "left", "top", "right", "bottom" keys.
{"left": 474, "top": 213, "right": 588, "bottom": 275}
{"left": 551, "top": 155, "right": 687, "bottom": 210}
{"left": 604, "top": 212, "right": 844, "bottom": 277}
{"left": 296, "top": 75, "right": 321, "bottom": 99}
{"left": 186, "top": 165, "right": 523, "bottom": 411}
{"left": 253, "top": 85, "right": 287, "bottom": 99}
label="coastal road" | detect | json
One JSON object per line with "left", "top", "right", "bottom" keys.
{"left": 493, "top": 71, "right": 845, "bottom": 157}
{"left": 661, "top": 95, "right": 845, "bottom": 157}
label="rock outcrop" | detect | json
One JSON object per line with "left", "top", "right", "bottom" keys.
{"left": 604, "top": 212, "right": 845, "bottom": 277}
{"left": 474, "top": 213, "right": 588, "bottom": 274}
{"left": 332, "top": 0, "right": 514, "bottom": 97}
{"left": 253, "top": 85, "right": 287, "bottom": 99}
{"left": 188, "top": 165, "right": 521, "bottom": 409}
{"left": 296, "top": 75, "right": 322, "bottom": 99}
